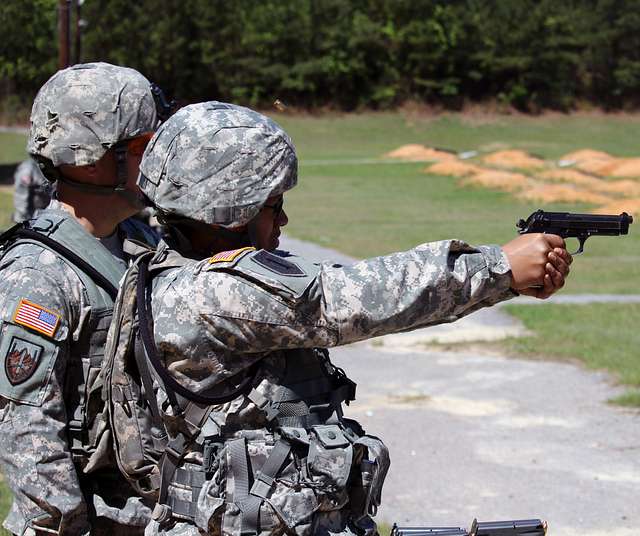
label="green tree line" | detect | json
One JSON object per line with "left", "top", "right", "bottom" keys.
{"left": 2, "top": 0, "right": 640, "bottom": 113}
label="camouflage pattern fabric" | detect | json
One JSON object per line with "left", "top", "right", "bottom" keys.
{"left": 150, "top": 242, "right": 512, "bottom": 394}
{"left": 12, "top": 158, "right": 53, "bottom": 223}
{"left": 147, "top": 509, "right": 377, "bottom": 536}
{"left": 0, "top": 201, "right": 155, "bottom": 535}
{"left": 139, "top": 239, "right": 514, "bottom": 535}
{"left": 28, "top": 62, "right": 157, "bottom": 167}
{"left": 139, "top": 102, "right": 297, "bottom": 228}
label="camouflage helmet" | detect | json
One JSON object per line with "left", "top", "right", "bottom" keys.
{"left": 28, "top": 62, "right": 157, "bottom": 167}
{"left": 138, "top": 101, "right": 297, "bottom": 228}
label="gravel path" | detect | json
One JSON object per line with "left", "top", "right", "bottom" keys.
{"left": 280, "top": 234, "right": 640, "bottom": 535}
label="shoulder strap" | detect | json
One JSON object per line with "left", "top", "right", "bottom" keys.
{"left": 0, "top": 224, "right": 22, "bottom": 247}
{"left": 4, "top": 212, "right": 123, "bottom": 301}
{"left": 136, "top": 256, "right": 255, "bottom": 406}
{"left": 14, "top": 227, "right": 118, "bottom": 301}
{"left": 32, "top": 211, "right": 124, "bottom": 290}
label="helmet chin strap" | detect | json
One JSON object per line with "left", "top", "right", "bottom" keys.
{"left": 247, "top": 220, "right": 260, "bottom": 248}
{"left": 50, "top": 145, "right": 144, "bottom": 209}
{"left": 159, "top": 216, "right": 253, "bottom": 259}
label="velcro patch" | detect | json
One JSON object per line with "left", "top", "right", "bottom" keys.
{"left": 209, "top": 247, "right": 256, "bottom": 264}
{"left": 4, "top": 336, "right": 43, "bottom": 385}
{"left": 250, "top": 250, "right": 306, "bottom": 277}
{"left": 13, "top": 298, "right": 61, "bottom": 338}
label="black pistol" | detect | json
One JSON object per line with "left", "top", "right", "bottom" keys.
{"left": 516, "top": 209, "right": 633, "bottom": 254}
{"left": 391, "top": 518, "right": 547, "bottom": 536}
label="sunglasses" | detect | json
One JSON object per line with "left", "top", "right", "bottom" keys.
{"left": 263, "top": 197, "right": 284, "bottom": 218}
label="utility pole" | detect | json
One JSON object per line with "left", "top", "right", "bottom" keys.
{"left": 74, "top": 0, "right": 81, "bottom": 64}
{"left": 74, "top": 0, "right": 86, "bottom": 64}
{"left": 58, "top": 0, "right": 72, "bottom": 69}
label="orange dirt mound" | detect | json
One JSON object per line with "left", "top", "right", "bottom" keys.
{"left": 462, "top": 171, "right": 529, "bottom": 192}
{"left": 560, "top": 149, "right": 613, "bottom": 163}
{"left": 537, "top": 170, "right": 640, "bottom": 196}
{"left": 593, "top": 199, "right": 640, "bottom": 216}
{"left": 606, "top": 158, "right": 640, "bottom": 178}
{"left": 537, "top": 169, "right": 601, "bottom": 187}
{"left": 482, "top": 150, "right": 546, "bottom": 170}
{"left": 517, "top": 184, "right": 612, "bottom": 205}
{"left": 425, "top": 160, "right": 485, "bottom": 177}
{"left": 575, "top": 159, "right": 626, "bottom": 177}
{"left": 385, "top": 144, "right": 457, "bottom": 161}
{"left": 598, "top": 180, "right": 640, "bottom": 196}
{"left": 572, "top": 158, "right": 640, "bottom": 178}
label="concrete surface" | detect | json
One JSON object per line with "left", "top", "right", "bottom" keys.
{"left": 280, "top": 234, "right": 640, "bottom": 535}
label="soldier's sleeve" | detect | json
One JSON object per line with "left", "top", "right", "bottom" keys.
{"left": 316, "top": 240, "right": 513, "bottom": 342}
{"left": 12, "top": 161, "right": 32, "bottom": 224}
{"left": 184, "top": 240, "right": 513, "bottom": 351}
{"left": 0, "top": 256, "right": 90, "bottom": 535}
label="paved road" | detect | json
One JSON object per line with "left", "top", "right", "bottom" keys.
{"left": 280, "top": 235, "right": 640, "bottom": 536}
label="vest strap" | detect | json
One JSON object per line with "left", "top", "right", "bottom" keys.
{"left": 228, "top": 437, "right": 291, "bottom": 536}
{"left": 137, "top": 257, "right": 255, "bottom": 407}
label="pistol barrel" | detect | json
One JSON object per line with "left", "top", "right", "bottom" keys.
{"left": 517, "top": 210, "right": 633, "bottom": 237}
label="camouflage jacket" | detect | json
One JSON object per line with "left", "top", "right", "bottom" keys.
{"left": 150, "top": 240, "right": 514, "bottom": 394}
{"left": 0, "top": 202, "right": 156, "bottom": 535}
{"left": 141, "top": 239, "right": 514, "bottom": 535}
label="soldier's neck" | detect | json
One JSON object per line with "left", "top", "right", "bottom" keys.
{"left": 55, "top": 196, "right": 131, "bottom": 238}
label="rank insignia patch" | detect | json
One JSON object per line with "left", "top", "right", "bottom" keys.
{"left": 250, "top": 250, "right": 306, "bottom": 277}
{"left": 209, "top": 247, "right": 255, "bottom": 264}
{"left": 4, "top": 337, "right": 43, "bottom": 385}
{"left": 13, "top": 298, "right": 61, "bottom": 338}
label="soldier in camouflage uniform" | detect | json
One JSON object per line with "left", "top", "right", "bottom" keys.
{"left": 12, "top": 158, "right": 53, "bottom": 223}
{"left": 0, "top": 63, "right": 162, "bottom": 535}
{"left": 113, "top": 102, "right": 571, "bottom": 536}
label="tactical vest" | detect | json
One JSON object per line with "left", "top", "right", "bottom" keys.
{"left": 0, "top": 210, "right": 129, "bottom": 468}
{"left": 104, "top": 246, "right": 390, "bottom": 535}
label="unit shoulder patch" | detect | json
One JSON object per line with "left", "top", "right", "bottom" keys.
{"left": 208, "top": 247, "right": 256, "bottom": 264}
{"left": 12, "top": 298, "right": 61, "bottom": 338}
{"left": 4, "top": 336, "right": 43, "bottom": 385}
{"left": 250, "top": 250, "right": 306, "bottom": 277}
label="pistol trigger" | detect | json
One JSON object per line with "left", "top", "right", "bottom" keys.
{"left": 572, "top": 236, "right": 587, "bottom": 255}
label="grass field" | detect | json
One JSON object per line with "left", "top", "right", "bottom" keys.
{"left": 275, "top": 112, "right": 640, "bottom": 294}
{"left": 0, "top": 111, "right": 638, "bottom": 527}
{"left": 498, "top": 303, "right": 640, "bottom": 404}
{"left": 0, "top": 132, "right": 27, "bottom": 166}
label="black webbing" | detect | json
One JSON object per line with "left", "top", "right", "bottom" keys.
{"left": 136, "top": 257, "right": 254, "bottom": 406}
{"left": 133, "top": 333, "right": 163, "bottom": 423}
{"left": 12, "top": 228, "right": 118, "bottom": 300}
{"left": 0, "top": 224, "right": 21, "bottom": 246}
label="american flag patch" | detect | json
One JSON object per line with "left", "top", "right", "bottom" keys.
{"left": 209, "top": 247, "right": 255, "bottom": 264}
{"left": 13, "top": 299, "right": 61, "bottom": 338}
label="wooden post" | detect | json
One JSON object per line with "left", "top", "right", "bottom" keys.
{"left": 58, "top": 0, "right": 71, "bottom": 69}
{"left": 74, "top": 0, "right": 82, "bottom": 64}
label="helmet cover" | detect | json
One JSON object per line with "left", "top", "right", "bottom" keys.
{"left": 28, "top": 62, "right": 157, "bottom": 167}
{"left": 139, "top": 101, "right": 297, "bottom": 227}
